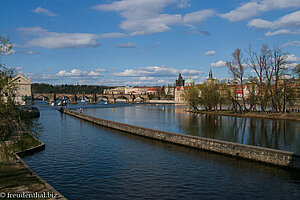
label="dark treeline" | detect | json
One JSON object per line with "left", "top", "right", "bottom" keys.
{"left": 32, "top": 83, "right": 113, "bottom": 94}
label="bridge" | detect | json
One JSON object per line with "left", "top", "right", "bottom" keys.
{"left": 32, "top": 93, "right": 150, "bottom": 104}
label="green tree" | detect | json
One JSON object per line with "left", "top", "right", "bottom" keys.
{"left": 0, "top": 37, "right": 41, "bottom": 163}
{"left": 184, "top": 86, "right": 200, "bottom": 110}
{"left": 199, "top": 84, "right": 220, "bottom": 111}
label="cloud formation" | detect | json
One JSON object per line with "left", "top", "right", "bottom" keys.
{"left": 183, "top": 9, "right": 215, "bottom": 24}
{"left": 92, "top": 0, "right": 214, "bottom": 35}
{"left": 265, "top": 29, "right": 300, "bottom": 36}
{"left": 211, "top": 60, "right": 226, "bottom": 68}
{"left": 113, "top": 65, "right": 203, "bottom": 77}
{"left": 116, "top": 42, "right": 137, "bottom": 48}
{"left": 220, "top": 0, "right": 300, "bottom": 22}
{"left": 57, "top": 68, "right": 104, "bottom": 78}
{"left": 286, "top": 54, "right": 300, "bottom": 63}
{"left": 17, "top": 27, "right": 125, "bottom": 49}
{"left": 248, "top": 10, "right": 300, "bottom": 36}
{"left": 248, "top": 10, "right": 300, "bottom": 29}
{"left": 31, "top": 7, "right": 58, "bottom": 17}
{"left": 205, "top": 50, "right": 216, "bottom": 56}
{"left": 283, "top": 41, "right": 300, "bottom": 47}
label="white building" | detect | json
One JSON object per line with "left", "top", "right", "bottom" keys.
{"left": 12, "top": 73, "right": 32, "bottom": 105}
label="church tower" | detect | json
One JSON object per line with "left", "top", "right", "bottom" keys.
{"left": 176, "top": 73, "right": 185, "bottom": 86}
{"left": 207, "top": 68, "right": 215, "bottom": 85}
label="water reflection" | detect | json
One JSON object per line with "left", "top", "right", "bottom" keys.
{"left": 83, "top": 104, "right": 300, "bottom": 153}
{"left": 23, "top": 104, "right": 300, "bottom": 199}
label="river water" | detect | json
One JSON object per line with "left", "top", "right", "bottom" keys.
{"left": 23, "top": 103, "right": 300, "bottom": 199}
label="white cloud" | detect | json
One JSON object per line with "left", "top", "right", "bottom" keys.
{"left": 286, "top": 54, "right": 300, "bottom": 62}
{"left": 113, "top": 65, "right": 203, "bottom": 77}
{"left": 57, "top": 69, "right": 103, "bottom": 78}
{"left": 17, "top": 27, "right": 125, "bottom": 49}
{"left": 116, "top": 42, "right": 137, "bottom": 48}
{"left": 283, "top": 41, "right": 300, "bottom": 47}
{"left": 220, "top": 0, "right": 300, "bottom": 22}
{"left": 205, "top": 50, "right": 216, "bottom": 56}
{"left": 248, "top": 10, "right": 300, "bottom": 30}
{"left": 211, "top": 60, "right": 226, "bottom": 68}
{"left": 183, "top": 9, "right": 215, "bottom": 24}
{"left": 248, "top": 10, "right": 300, "bottom": 36}
{"left": 95, "top": 68, "right": 107, "bottom": 72}
{"left": 177, "top": 0, "right": 191, "bottom": 8}
{"left": 265, "top": 29, "right": 300, "bottom": 36}
{"left": 92, "top": 0, "right": 213, "bottom": 35}
{"left": 31, "top": 7, "right": 57, "bottom": 17}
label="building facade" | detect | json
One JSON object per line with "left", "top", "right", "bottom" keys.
{"left": 12, "top": 73, "right": 32, "bottom": 105}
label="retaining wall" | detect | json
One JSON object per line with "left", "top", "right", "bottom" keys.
{"left": 63, "top": 109, "right": 300, "bottom": 170}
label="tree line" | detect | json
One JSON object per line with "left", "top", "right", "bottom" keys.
{"left": 32, "top": 83, "right": 113, "bottom": 94}
{"left": 185, "top": 45, "right": 300, "bottom": 113}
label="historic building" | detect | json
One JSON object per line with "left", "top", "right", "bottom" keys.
{"left": 185, "top": 76, "right": 194, "bottom": 86}
{"left": 206, "top": 68, "right": 215, "bottom": 86}
{"left": 174, "top": 73, "right": 190, "bottom": 103}
{"left": 176, "top": 73, "right": 185, "bottom": 86}
{"left": 12, "top": 73, "right": 32, "bottom": 105}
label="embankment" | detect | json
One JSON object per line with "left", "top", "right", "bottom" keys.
{"left": 63, "top": 109, "right": 300, "bottom": 170}
{"left": 1, "top": 133, "right": 67, "bottom": 200}
{"left": 187, "top": 110, "right": 300, "bottom": 122}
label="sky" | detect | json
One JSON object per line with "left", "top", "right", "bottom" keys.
{"left": 0, "top": 0, "right": 300, "bottom": 86}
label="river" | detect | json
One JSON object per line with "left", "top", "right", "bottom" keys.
{"left": 23, "top": 103, "right": 300, "bottom": 199}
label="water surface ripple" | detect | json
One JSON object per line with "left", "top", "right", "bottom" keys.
{"left": 23, "top": 104, "right": 300, "bottom": 199}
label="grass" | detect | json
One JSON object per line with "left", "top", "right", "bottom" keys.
{"left": 10, "top": 132, "right": 42, "bottom": 153}
{"left": 0, "top": 133, "right": 54, "bottom": 200}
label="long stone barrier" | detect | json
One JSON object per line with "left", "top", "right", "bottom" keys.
{"left": 63, "top": 108, "right": 300, "bottom": 170}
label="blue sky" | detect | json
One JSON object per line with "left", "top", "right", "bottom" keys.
{"left": 0, "top": 0, "right": 299, "bottom": 86}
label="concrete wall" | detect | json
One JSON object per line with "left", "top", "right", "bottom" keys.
{"left": 63, "top": 109, "right": 300, "bottom": 169}
{"left": 149, "top": 100, "right": 175, "bottom": 104}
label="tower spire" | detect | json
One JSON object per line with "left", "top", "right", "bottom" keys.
{"left": 209, "top": 68, "right": 213, "bottom": 79}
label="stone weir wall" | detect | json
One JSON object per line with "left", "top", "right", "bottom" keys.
{"left": 63, "top": 109, "right": 300, "bottom": 170}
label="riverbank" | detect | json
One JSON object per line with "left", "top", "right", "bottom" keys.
{"left": 0, "top": 132, "right": 66, "bottom": 200}
{"left": 186, "top": 110, "right": 300, "bottom": 122}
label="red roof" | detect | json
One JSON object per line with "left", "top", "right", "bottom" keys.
{"left": 147, "top": 87, "right": 157, "bottom": 91}
{"left": 177, "top": 86, "right": 187, "bottom": 90}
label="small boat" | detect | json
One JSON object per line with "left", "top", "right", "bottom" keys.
{"left": 50, "top": 102, "right": 55, "bottom": 106}
{"left": 57, "top": 102, "right": 61, "bottom": 106}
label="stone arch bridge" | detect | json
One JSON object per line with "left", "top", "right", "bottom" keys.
{"left": 32, "top": 93, "right": 150, "bottom": 104}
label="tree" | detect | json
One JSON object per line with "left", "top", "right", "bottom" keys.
{"left": 198, "top": 84, "right": 220, "bottom": 111}
{"left": 226, "top": 48, "right": 247, "bottom": 112}
{"left": 247, "top": 44, "right": 270, "bottom": 112}
{"left": 184, "top": 86, "right": 200, "bottom": 110}
{"left": 293, "top": 64, "right": 300, "bottom": 79}
{"left": 0, "top": 37, "right": 41, "bottom": 163}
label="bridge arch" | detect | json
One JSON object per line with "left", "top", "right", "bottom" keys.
{"left": 115, "top": 95, "right": 129, "bottom": 103}
{"left": 133, "top": 96, "right": 145, "bottom": 103}
{"left": 97, "top": 95, "right": 109, "bottom": 102}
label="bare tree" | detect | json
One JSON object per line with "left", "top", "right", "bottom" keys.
{"left": 247, "top": 44, "right": 271, "bottom": 112}
{"left": 266, "top": 48, "right": 288, "bottom": 112}
{"left": 226, "top": 48, "right": 247, "bottom": 112}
